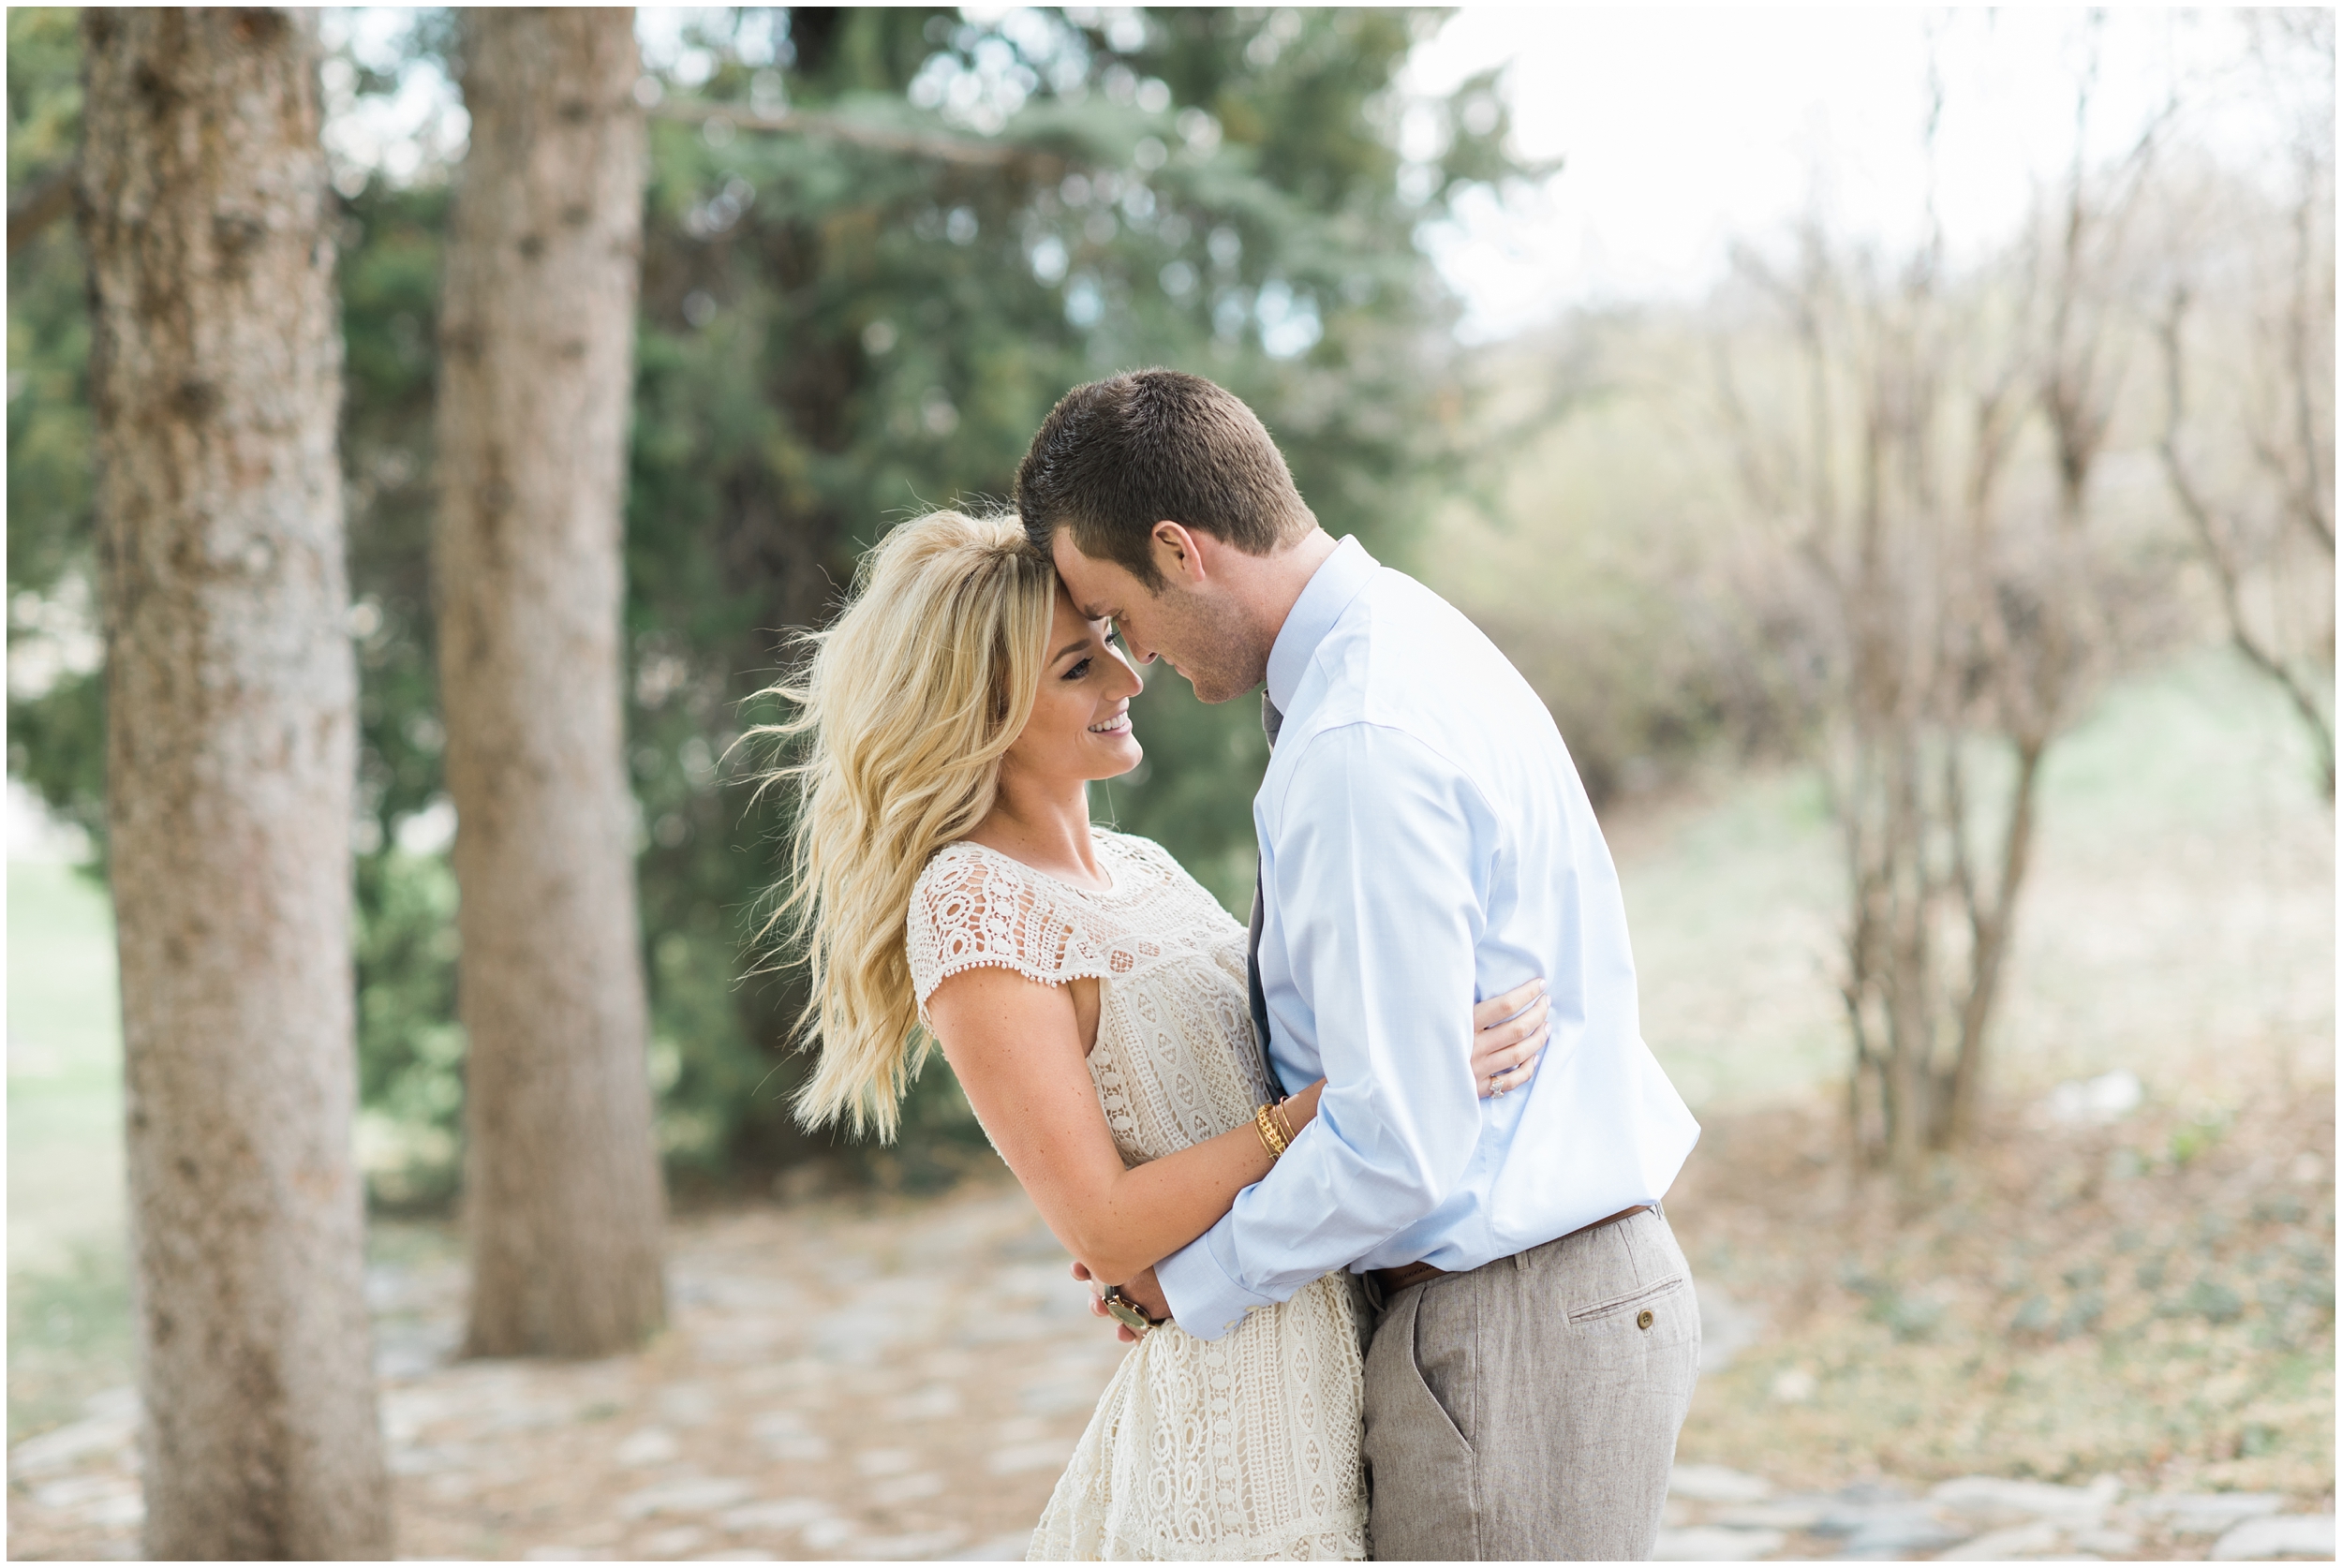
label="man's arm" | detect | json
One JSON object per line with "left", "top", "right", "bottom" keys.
{"left": 1157, "top": 722, "right": 1495, "bottom": 1339}
{"left": 926, "top": 965, "right": 1327, "bottom": 1289}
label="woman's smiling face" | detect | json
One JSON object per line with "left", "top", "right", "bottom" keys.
{"left": 1001, "top": 586, "right": 1145, "bottom": 787}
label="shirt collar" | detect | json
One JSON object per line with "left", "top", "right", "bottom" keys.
{"left": 1265, "top": 535, "right": 1377, "bottom": 716}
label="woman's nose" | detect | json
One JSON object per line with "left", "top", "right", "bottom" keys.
{"left": 1111, "top": 650, "right": 1146, "bottom": 696}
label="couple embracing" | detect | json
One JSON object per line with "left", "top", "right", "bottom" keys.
{"left": 771, "top": 370, "right": 1702, "bottom": 1561}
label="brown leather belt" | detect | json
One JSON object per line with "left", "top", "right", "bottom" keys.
{"left": 1367, "top": 1205, "right": 1653, "bottom": 1299}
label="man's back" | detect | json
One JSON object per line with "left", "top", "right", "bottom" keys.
{"left": 1252, "top": 549, "right": 1699, "bottom": 1275}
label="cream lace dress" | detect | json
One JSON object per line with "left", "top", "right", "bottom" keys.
{"left": 906, "top": 830, "right": 1369, "bottom": 1561}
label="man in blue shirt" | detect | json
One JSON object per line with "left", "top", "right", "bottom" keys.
{"left": 1018, "top": 370, "right": 1701, "bottom": 1560}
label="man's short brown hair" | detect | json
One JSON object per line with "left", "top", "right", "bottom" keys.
{"left": 1015, "top": 370, "right": 1312, "bottom": 590}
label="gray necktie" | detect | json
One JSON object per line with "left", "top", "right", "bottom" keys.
{"left": 1246, "top": 692, "right": 1283, "bottom": 1083}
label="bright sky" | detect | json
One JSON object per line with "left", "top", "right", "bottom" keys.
{"left": 319, "top": 7, "right": 2301, "bottom": 345}
{"left": 1402, "top": 7, "right": 2283, "bottom": 340}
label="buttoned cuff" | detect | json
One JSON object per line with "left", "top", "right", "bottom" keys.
{"left": 1156, "top": 1219, "right": 1279, "bottom": 1341}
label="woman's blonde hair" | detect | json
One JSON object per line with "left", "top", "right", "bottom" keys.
{"left": 749, "top": 510, "right": 1056, "bottom": 1141}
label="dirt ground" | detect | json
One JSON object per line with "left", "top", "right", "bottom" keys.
{"left": 1667, "top": 1088, "right": 2335, "bottom": 1503}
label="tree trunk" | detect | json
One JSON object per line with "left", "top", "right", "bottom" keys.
{"left": 78, "top": 8, "right": 391, "bottom": 1557}
{"left": 435, "top": 6, "right": 667, "bottom": 1356}
{"left": 1940, "top": 739, "right": 2045, "bottom": 1147}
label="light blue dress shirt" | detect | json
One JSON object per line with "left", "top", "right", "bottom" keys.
{"left": 1155, "top": 537, "right": 1702, "bottom": 1340}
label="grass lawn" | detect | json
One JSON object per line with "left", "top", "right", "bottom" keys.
{"left": 1625, "top": 644, "right": 2334, "bottom": 1114}
{"left": 7, "top": 859, "right": 125, "bottom": 1276}
{"left": 7, "top": 858, "right": 130, "bottom": 1442}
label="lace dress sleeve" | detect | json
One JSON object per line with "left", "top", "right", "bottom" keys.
{"left": 905, "top": 845, "right": 1124, "bottom": 1025}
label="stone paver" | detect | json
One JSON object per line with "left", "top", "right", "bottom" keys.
{"left": 2210, "top": 1514, "right": 2335, "bottom": 1561}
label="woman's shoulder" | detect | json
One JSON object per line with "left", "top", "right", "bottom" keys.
{"left": 907, "top": 840, "right": 1051, "bottom": 941}
{"left": 912, "top": 837, "right": 1007, "bottom": 896}
{"left": 908, "top": 842, "right": 1050, "bottom": 1007}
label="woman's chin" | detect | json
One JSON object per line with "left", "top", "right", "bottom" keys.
{"left": 1092, "top": 739, "right": 1143, "bottom": 779}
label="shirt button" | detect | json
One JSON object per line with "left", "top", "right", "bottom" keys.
{"left": 1637, "top": 1309, "right": 1655, "bottom": 1330}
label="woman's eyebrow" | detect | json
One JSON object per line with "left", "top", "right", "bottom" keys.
{"left": 1053, "top": 637, "right": 1091, "bottom": 663}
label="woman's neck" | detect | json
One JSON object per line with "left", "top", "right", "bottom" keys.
{"left": 969, "top": 767, "right": 1107, "bottom": 890}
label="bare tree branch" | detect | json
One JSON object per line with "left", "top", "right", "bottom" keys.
{"left": 2285, "top": 149, "right": 2336, "bottom": 554}
{"left": 2156, "top": 289, "right": 2337, "bottom": 796}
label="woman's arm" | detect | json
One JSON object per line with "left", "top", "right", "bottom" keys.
{"left": 928, "top": 969, "right": 1553, "bottom": 1289}
{"left": 927, "top": 965, "right": 1314, "bottom": 1285}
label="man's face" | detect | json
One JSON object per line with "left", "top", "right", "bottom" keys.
{"left": 1050, "top": 529, "right": 1265, "bottom": 705}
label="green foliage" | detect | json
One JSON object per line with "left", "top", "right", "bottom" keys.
{"left": 7, "top": 9, "right": 104, "bottom": 852}
{"left": 7, "top": 1243, "right": 132, "bottom": 1444}
{"left": 351, "top": 850, "right": 465, "bottom": 1206}
{"left": 7, "top": 7, "right": 1528, "bottom": 1195}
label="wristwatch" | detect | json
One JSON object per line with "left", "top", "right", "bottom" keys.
{"left": 1102, "top": 1283, "right": 1166, "bottom": 1335}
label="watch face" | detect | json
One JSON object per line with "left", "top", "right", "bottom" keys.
{"left": 1104, "top": 1294, "right": 1153, "bottom": 1334}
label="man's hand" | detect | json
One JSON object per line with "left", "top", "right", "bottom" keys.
{"left": 1070, "top": 1260, "right": 1169, "bottom": 1343}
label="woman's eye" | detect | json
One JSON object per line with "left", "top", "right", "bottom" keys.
{"left": 1063, "top": 658, "right": 1092, "bottom": 681}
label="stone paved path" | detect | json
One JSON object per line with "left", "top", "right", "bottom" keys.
{"left": 11, "top": 1183, "right": 1114, "bottom": 1561}
{"left": 1656, "top": 1463, "right": 2335, "bottom": 1561}
{"left": 8, "top": 1178, "right": 2335, "bottom": 1561}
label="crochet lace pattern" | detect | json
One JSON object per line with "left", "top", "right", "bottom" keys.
{"left": 907, "top": 832, "right": 1369, "bottom": 1561}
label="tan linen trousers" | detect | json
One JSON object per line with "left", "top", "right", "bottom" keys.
{"left": 1360, "top": 1208, "right": 1699, "bottom": 1561}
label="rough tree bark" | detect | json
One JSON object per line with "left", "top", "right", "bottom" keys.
{"left": 435, "top": 7, "right": 667, "bottom": 1356}
{"left": 78, "top": 8, "right": 391, "bottom": 1558}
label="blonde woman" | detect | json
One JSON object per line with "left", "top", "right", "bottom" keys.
{"left": 762, "top": 510, "right": 1549, "bottom": 1561}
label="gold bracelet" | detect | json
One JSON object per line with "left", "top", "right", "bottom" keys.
{"left": 1253, "top": 1102, "right": 1289, "bottom": 1160}
{"left": 1271, "top": 1096, "right": 1299, "bottom": 1149}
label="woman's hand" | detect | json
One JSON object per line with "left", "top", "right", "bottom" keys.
{"left": 1471, "top": 977, "right": 1549, "bottom": 1099}
{"left": 1281, "top": 982, "right": 1548, "bottom": 1110}
{"left": 1072, "top": 1259, "right": 1163, "bottom": 1344}
{"left": 1266, "top": 979, "right": 1552, "bottom": 1134}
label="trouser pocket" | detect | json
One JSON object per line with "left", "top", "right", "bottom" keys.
{"left": 1363, "top": 1282, "right": 1477, "bottom": 1560}
{"left": 1566, "top": 1273, "right": 1686, "bottom": 1326}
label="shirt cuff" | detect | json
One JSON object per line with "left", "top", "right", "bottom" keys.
{"left": 1156, "top": 1217, "right": 1279, "bottom": 1341}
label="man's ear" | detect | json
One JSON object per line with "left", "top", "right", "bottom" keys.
{"left": 1149, "top": 521, "right": 1211, "bottom": 586}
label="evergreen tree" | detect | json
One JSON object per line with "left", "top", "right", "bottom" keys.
{"left": 7, "top": 7, "right": 1526, "bottom": 1191}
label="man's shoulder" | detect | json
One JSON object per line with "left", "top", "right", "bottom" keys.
{"left": 1330, "top": 567, "right": 1514, "bottom": 674}
{"left": 1325, "top": 570, "right": 1549, "bottom": 726}
{"left": 1271, "top": 566, "right": 1567, "bottom": 811}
